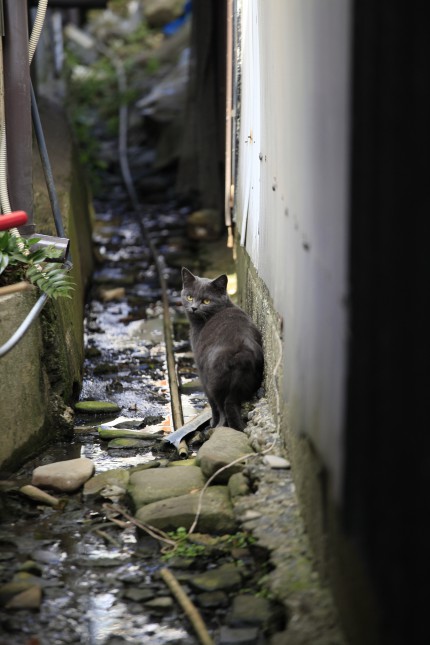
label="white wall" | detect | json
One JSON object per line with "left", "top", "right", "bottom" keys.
{"left": 235, "top": 0, "right": 351, "bottom": 499}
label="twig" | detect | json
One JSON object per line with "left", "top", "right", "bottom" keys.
{"left": 188, "top": 451, "right": 258, "bottom": 535}
{"left": 160, "top": 567, "right": 214, "bottom": 645}
{"left": 94, "top": 528, "right": 122, "bottom": 548}
{"left": 102, "top": 503, "right": 177, "bottom": 551}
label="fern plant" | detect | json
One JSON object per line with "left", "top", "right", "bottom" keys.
{"left": 0, "top": 231, "right": 74, "bottom": 299}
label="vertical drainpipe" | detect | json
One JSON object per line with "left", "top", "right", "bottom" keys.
{"left": 2, "top": 0, "right": 34, "bottom": 234}
{"left": 224, "top": 0, "right": 234, "bottom": 249}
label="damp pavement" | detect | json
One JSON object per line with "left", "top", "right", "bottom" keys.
{"left": 0, "top": 180, "right": 347, "bottom": 645}
{"left": 0, "top": 178, "right": 284, "bottom": 645}
{"left": 0, "top": 33, "right": 346, "bottom": 639}
{"left": 0, "top": 172, "right": 347, "bottom": 644}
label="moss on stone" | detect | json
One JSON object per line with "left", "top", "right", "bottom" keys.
{"left": 75, "top": 401, "right": 120, "bottom": 414}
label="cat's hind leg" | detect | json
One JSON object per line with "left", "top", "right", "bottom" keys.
{"left": 207, "top": 395, "right": 221, "bottom": 428}
{"left": 224, "top": 398, "right": 245, "bottom": 431}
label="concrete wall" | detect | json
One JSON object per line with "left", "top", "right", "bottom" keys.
{"left": 0, "top": 97, "right": 93, "bottom": 471}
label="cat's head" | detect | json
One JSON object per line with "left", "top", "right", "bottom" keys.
{"left": 181, "top": 267, "right": 229, "bottom": 320}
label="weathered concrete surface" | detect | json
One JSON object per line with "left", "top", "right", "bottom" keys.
{"left": 236, "top": 250, "right": 352, "bottom": 643}
{"left": 0, "top": 97, "right": 93, "bottom": 471}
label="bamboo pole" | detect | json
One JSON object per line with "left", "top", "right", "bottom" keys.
{"left": 0, "top": 281, "right": 32, "bottom": 296}
{"left": 160, "top": 567, "right": 214, "bottom": 645}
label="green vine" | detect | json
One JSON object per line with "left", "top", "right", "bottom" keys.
{"left": 0, "top": 231, "right": 74, "bottom": 299}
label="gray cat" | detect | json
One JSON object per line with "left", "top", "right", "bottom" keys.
{"left": 181, "top": 267, "right": 264, "bottom": 431}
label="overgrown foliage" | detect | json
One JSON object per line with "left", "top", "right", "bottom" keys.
{"left": 0, "top": 231, "right": 74, "bottom": 299}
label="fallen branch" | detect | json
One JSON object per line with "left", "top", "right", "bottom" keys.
{"left": 160, "top": 567, "right": 214, "bottom": 645}
{"left": 102, "top": 503, "right": 177, "bottom": 551}
{"left": 188, "top": 451, "right": 258, "bottom": 535}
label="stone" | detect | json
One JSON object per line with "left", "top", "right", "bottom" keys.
{"left": 168, "top": 458, "right": 197, "bottom": 467}
{"left": 18, "top": 561, "right": 43, "bottom": 576}
{"left": 241, "top": 510, "right": 262, "bottom": 522}
{"left": 218, "top": 626, "right": 261, "bottom": 645}
{"left": 228, "top": 472, "right": 250, "bottom": 498}
{"left": 144, "top": 596, "right": 174, "bottom": 610}
{"left": 128, "top": 465, "right": 206, "bottom": 508}
{"left": 196, "top": 590, "right": 229, "bottom": 608}
{"left": 83, "top": 468, "right": 130, "bottom": 497}
{"left": 5, "top": 585, "right": 42, "bottom": 610}
{"left": 0, "top": 581, "right": 37, "bottom": 606}
{"left": 123, "top": 587, "right": 155, "bottom": 602}
{"left": 262, "top": 455, "right": 291, "bottom": 469}
{"left": 32, "top": 457, "right": 95, "bottom": 492}
{"left": 188, "top": 563, "right": 242, "bottom": 592}
{"left": 135, "top": 485, "right": 237, "bottom": 533}
{"left": 196, "top": 427, "right": 254, "bottom": 483}
{"left": 226, "top": 594, "right": 277, "bottom": 628}
{"left": 107, "top": 438, "right": 153, "bottom": 449}
{"left": 74, "top": 400, "right": 120, "bottom": 414}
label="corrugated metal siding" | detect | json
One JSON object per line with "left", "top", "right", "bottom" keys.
{"left": 235, "top": 0, "right": 351, "bottom": 499}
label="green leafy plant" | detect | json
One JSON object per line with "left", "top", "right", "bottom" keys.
{"left": 224, "top": 531, "right": 257, "bottom": 549}
{"left": 0, "top": 231, "right": 74, "bottom": 299}
{"left": 161, "top": 527, "right": 206, "bottom": 562}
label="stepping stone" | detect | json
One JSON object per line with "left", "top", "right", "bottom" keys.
{"left": 135, "top": 485, "right": 237, "bottom": 533}
{"left": 83, "top": 468, "right": 130, "bottom": 497}
{"left": 75, "top": 400, "right": 120, "bottom": 414}
{"left": 32, "top": 457, "right": 95, "bottom": 492}
{"left": 129, "top": 465, "right": 206, "bottom": 508}
{"left": 5, "top": 585, "right": 42, "bottom": 610}
{"left": 196, "top": 427, "right": 254, "bottom": 483}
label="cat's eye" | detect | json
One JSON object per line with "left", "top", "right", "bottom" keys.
{"left": 186, "top": 295, "right": 193, "bottom": 302}
{"left": 202, "top": 298, "right": 211, "bottom": 305}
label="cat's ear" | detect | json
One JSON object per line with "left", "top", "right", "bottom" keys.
{"left": 211, "top": 274, "right": 228, "bottom": 292}
{"left": 182, "top": 267, "right": 196, "bottom": 287}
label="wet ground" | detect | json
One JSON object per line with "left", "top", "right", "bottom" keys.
{"left": 0, "top": 162, "right": 278, "bottom": 644}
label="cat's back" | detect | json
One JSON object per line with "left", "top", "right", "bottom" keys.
{"left": 197, "top": 304, "right": 262, "bottom": 349}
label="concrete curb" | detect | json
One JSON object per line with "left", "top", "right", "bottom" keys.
{"left": 0, "top": 97, "right": 93, "bottom": 471}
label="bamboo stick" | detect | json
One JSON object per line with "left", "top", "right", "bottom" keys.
{"left": 0, "top": 281, "right": 32, "bottom": 296}
{"left": 19, "top": 484, "right": 62, "bottom": 508}
{"left": 160, "top": 567, "right": 214, "bottom": 645}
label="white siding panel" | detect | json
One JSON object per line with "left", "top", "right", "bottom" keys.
{"left": 236, "top": 0, "right": 261, "bottom": 263}
{"left": 236, "top": 0, "right": 351, "bottom": 499}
